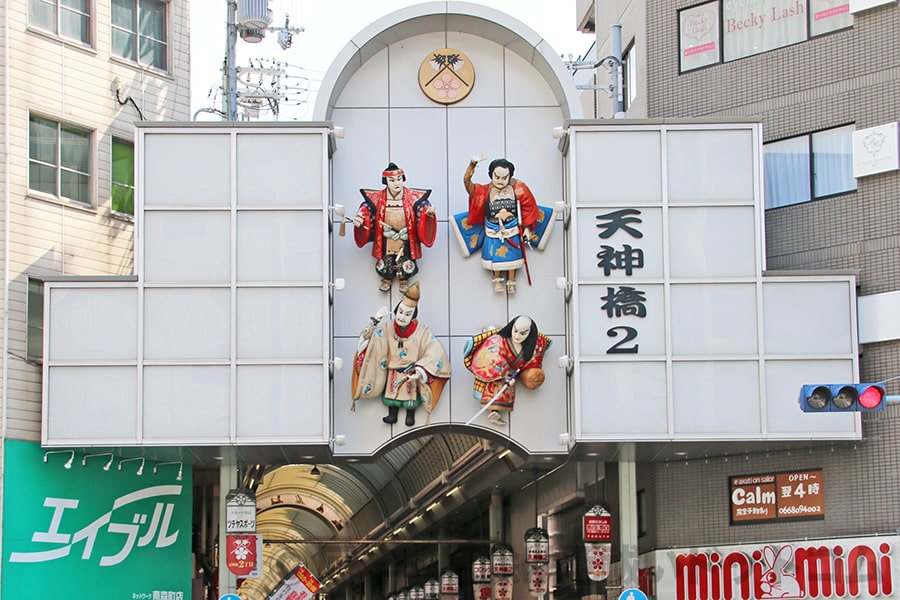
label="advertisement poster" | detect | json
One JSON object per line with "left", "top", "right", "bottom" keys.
{"left": 730, "top": 469, "right": 824, "bottom": 524}
{"left": 1, "top": 440, "right": 192, "bottom": 600}
{"left": 268, "top": 563, "right": 321, "bottom": 600}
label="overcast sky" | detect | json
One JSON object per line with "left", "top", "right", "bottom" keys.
{"left": 190, "top": 0, "right": 595, "bottom": 120}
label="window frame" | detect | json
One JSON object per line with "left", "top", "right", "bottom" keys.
{"left": 26, "top": 277, "right": 45, "bottom": 365}
{"left": 28, "top": 0, "right": 93, "bottom": 46}
{"left": 678, "top": 0, "right": 853, "bottom": 74}
{"left": 28, "top": 113, "right": 94, "bottom": 207}
{"left": 111, "top": 136, "right": 135, "bottom": 218}
{"left": 110, "top": 0, "right": 170, "bottom": 72}
{"left": 763, "top": 124, "right": 857, "bottom": 210}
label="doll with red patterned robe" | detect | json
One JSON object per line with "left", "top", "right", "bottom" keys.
{"left": 353, "top": 163, "right": 437, "bottom": 293}
{"left": 462, "top": 315, "right": 551, "bottom": 425}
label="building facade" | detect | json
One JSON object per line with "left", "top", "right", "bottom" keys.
{"left": 0, "top": 0, "right": 191, "bottom": 595}
{"left": 579, "top": 0, "right": 900, "bottom": 596}
{"left": 8, "top": 2, "right": 900, "bottom": 600}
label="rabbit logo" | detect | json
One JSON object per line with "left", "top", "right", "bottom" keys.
{"left": 759, "top": 545, "right": 804, "bottom": 599}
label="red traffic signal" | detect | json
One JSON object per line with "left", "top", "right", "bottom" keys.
{"left": 799, "top": 383, "right": 886, "bottom": 412}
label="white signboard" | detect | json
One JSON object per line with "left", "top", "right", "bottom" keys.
{"left": 850, "top": 0, "right": 896, "bottom": 12}
{"left": 570, "top": 123, "right": 860, "bottom": 442}
{"left": 853, "top": 122, "right": 900, "bottom": 178}
{"left": 43, "top": 125, "right": 332, "bottom": 446}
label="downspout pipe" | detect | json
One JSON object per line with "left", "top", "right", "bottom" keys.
{"left": 610, "top": 23, "right": 625, "bottom": 118}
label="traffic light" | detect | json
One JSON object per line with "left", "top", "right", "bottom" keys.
{"left": 799, "top": 383, "right": 887, "bottom": 412}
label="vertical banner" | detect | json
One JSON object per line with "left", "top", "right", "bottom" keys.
{"left": 268, "top": 563, "right": 321, "bottom": 600}
{"left": 226, "top": 534, "right": 262, "bottom": 576}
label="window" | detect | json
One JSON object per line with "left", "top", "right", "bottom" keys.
{"left": 111, "top": 138, "right": 135, "bottom": 216}
{"left": 764, "top": 125, "right": 856, "bottom": 209}
{"left": 111, "top": 0, "right": 168, "bottom": 71}
{"left": 27, "top": 278, "right": 44, "bottom": 363}
{"left": 29, "top": 114, "right": 92, "bottom": 205}
{"left": 637, "top": 489, "right": 647, "bottom": 537}
{"left": 28, "top": 0, "right": 91, "bottom": 45}
{"left": 679, "top": 0, "right": 852, "bottom": 72}
{"left": 622, "top": 42, "right": 637, "bottom": 112}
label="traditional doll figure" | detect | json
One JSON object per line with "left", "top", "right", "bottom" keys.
{"left": 353, "top": 163, "right": 437, "bottom": 293}
{"left": 460, "top": 156, "right": 543, "bottom": 294}
{"left": 463, "top": 315, "right": 551, "bottom": 425}
{"left": 351, "top": 282, "right": 451, "bottom": 427}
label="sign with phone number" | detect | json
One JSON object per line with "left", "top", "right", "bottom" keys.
{"left": 729, "top": 469, "right": 824, "bottom": 524}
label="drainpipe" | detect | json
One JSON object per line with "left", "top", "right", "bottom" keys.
{"left": 610, "top": 24, "right": 625, "bottom": 118}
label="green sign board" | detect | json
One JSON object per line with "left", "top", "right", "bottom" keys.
{"left": 2, "top": 440, "right": 192, "bottom": 599}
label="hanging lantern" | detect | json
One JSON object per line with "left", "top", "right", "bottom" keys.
{"left": 524, "top": 527, "right": 549, "bottom": 564}
{"left": 491, "top": 544, "right": 514, "bottom": 577}
{"left": 410, "top": 586, "right": 425, "bottom": 600}
{"left": 493, "top": 576, "right": 513, "bottom": 600}
{"left": 424, "top": 579, "right": 440, "bottom": 600}
{"left": 472, "top": 555, "right": 492, "bottom": 600}
{"left": 473, "top": 556, "right": 492, "bottom": 583}
{"left": 583, "top": 505, "right": 612, "bottom": 582}
{"left": 527, "top": 563, "right": 548, "bottom": 596}
{"left": 440, "top": 569, "right": 459, "bottom": 596}
{"left": 398, "top": 588, "right": 410, "bottom": 600}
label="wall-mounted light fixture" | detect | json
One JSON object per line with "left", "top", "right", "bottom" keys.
{"left": 328, "top": 277, "right": 345, "bottom": 304}
{"left": 44, "top": 450, "right": 75, "bottom": 469}
{"left": 329, "top": 357, "right": 344, "bottom": 378}
{"left": 154, "top": 461, "right": 183, "bottom": 481}
{"left": 82, "top": 453, "right": 114, "bottom": 471}
{"left": 556, "top": 276, "right": 573, "bottom": 301}
{"left": 119, "top": 457, "right": 144, "bottom": 476}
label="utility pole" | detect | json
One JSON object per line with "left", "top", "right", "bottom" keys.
{"left": 225, "top": 1, "right": 239, "bottom": 121}
{"left": 568, "top": 24, "right": 625, "bottom": 119}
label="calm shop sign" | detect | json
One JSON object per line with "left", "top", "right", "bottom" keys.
{"left": 656, "top": 536, "right": 896, "bottom": 600}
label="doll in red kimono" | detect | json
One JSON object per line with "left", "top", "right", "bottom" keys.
{"left": 353, "top": 163, "right": 437, "bottom": 293}
{"left": 463, "top": 315, "right": 551, "bottom": 425}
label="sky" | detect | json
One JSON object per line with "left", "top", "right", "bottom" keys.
{"left": 189, "top": 0, "right": 595, "bottom": 121}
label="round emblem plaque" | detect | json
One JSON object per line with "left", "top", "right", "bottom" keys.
{"left": 418, "top": 48, "right": 475, "bottom": 104}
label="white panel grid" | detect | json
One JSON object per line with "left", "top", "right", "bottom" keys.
{"left": 68, "top": 125, "right": 333, "bottom": 446}
{"left": 42, "top": 282, "right": 140, "bottom": 445}
{"left": 568, "top": 123, "right": 860, "bottom": 442}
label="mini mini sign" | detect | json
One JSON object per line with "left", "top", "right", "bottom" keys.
{"left": 418, "top": 48, "right": 474, "bottom": 104}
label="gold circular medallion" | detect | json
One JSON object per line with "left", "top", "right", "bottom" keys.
{"left": 418, "top": 48, "right": 475, "bottom": 104}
